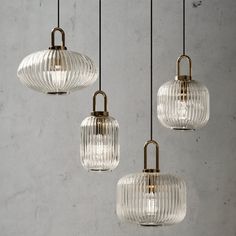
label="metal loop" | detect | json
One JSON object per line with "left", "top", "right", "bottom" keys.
{"left": 50, "top": 27, "right": 66, "bottom": 49}
{"left": 143, "top": 140, "right": 160, "bottom": 172}
{"left": 93, "top": 90, "right": 108, "bottom": 112}
{"left": 176, "top": 54, "right": 192, "bottom": 77}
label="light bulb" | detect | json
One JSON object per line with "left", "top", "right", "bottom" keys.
{"left": 176, "top": 100, "right": 188, "bottom": 120}
{"left": 143, "top": 192, "right": 157, "bottom": 216}
{"left": 44, "top": 65, "right": 68, "bottom": 92}
{"left": 86, "top": 134, "right": 112, "bottom": 159}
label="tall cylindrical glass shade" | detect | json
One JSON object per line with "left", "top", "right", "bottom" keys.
{"left": 80, "top": 115, "right": 119, "bottom": 171}
{"left": 80, "top": 91, "right": 120, "bottom": 172}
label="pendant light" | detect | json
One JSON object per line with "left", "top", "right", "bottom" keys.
{"left": 116, "top": 0, "right": 186, "bottom": 226}
{"left": 17, "top": 0, "right": 97, "bottom": 95}
{"left": 157, "top": 0, "right": 209, "bottom": 130}
{"left": 80, "top": 0, "right": 120, "bottom": 172}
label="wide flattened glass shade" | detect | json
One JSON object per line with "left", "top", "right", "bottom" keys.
{"left": 80, "top": 115, "right": 119, "bottom": 171}
{"left": 117, "top": 173, "right": 186, "bottom": 226}
{"left": 157, "top": 79, "right": 209, "bottom": 130}
{"left": 17, "top": 49, "right": 97, "bottom": 94}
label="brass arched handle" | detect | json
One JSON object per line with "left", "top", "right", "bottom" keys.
{"left": 93, "top": 90, "right": 108, "bottom": 113}
{"left": 176, "top": 54, "right": 192, "bottom": 78}
{"left": 49, "top": 27, "right": 67, "bottom": 50}
{"left": 143, "top": 140, "right": 160, "bottom": 173}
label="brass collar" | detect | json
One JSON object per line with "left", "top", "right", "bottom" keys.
{"left": 49, "top": 46, "right": 67, "bottom": 50}
{"left": 175, "top": 75, "right": 192, "bottom": 81}
{"left": 143, "top": 169, "right": 160, "bottom": 173}
{"left": 91, "top": 111, "right": 109, "bottom": 117}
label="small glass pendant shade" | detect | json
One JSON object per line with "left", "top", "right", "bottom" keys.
{"left": 80, "top": 91, "right": 120, "bottom": 171}
{"left": 157, "top": 55, "right": 209, "bottom": 130}
{"left": 17, "top": 28, "right": 97, "bottom": 95}
{"left": 116, "top": 140, "right": 186, "bottom": 226}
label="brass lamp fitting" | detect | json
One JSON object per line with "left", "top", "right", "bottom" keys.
{"left": 91, "top": 90, "right": 109, "bottom": 117}
{"left": 91, "top": 90, "right": 109, "bottom": 135}
{"left": 142, "top": 140, "right": 160, "bottom": 193}
{"left": 143, "top": 140, "right": 160, "bottom": 173}
{"left": 175, "top": 54, "right": 192, "bottom": 81}
{"left": 175, "top": 54, "right": 192, "bottom": 101}
{"left": 49, "top": 27, "right": 67, "bottom": 50}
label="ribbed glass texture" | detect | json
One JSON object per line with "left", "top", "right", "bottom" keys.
{"left": 117, "top": 173, "right": 186, "bottom": 226}
{"left": 80, "top": 115, "right": 119, "bottom": 171}
{"left": 157, "top": 80, "right": 209, "bottom": 130}
{"left": 17, "top": 50, "right": 97, "bottom": 94}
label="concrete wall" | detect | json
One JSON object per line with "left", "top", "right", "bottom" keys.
{"left": 0, "top": 0, "right": 235, "bottom": 235}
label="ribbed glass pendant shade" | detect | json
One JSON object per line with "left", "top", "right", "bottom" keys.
{"left": 80, "top": 91, "right": 120, "bottom": 171}
{"left": 157, "top": 55, "right": 209, "bottom": 130}
{"left": 117, "top": 173, "right": 186, "bottom": 226}
{"left": 17, "top": 28, "right": 97, "bottom": 95}
{"left": 116, "top": 140, "right": 186, "bottom": 226}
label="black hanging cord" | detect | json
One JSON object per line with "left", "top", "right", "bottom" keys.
{"left": 183, "top": 0, "right": 186, "bottom": 55}
{"left": 57, "top": 0, "right": 60, "bottom": 28}
{"left": 150, "top": 0, "right": 153, "bottom": 140}
{"left": 99, "top": 0, "right": 102, "bottom": 91}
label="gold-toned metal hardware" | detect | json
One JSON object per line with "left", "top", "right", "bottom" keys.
{"left": 146, "top": 175, "right": 158, "bottom": 193}
{"left": 175, "top": 54, "right": 192, "bottom": 101}
{"left": 91, "top": 90, "right": 109, "bottom": 117}
{"left": 175, "top": 54, "right": 192, "bottom": 81}
{"left": 95, "top": 118, "right": 107, "bottom": 135}
{"left": 47, "top": 92, "right": 68, "bottom": 95}
{"left": 143, "top": 140, "right": 160, "bottom": 173}
{"left": 180, "top": 80, "right": 188, "bottom": 101}
{"left": 49, "top": 27, "right": 67, "bottom": 50}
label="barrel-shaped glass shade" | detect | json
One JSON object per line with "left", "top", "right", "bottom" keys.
{"left": 157, "top": 80, "right": 209, "bottom": 130}
{"left": 17, "top": 50, "right": 97, "bottom": 94}
{"left": 117, "top": 173, "right": 186, "bottom": 226}
{"left": 80, "top": 115, "right": 119, "bottom": 171}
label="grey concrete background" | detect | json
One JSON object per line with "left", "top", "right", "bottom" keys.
{"left": 0, "top": 0, "right": 236, "bottom": 235}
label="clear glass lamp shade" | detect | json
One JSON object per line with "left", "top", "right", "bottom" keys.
{"left": 157, "top": 80, "right": 209, "bottom": 130}
{"left": 17, "top": 49, "right": 97, "bottom": 94}
{"left": 80, "top": 115, "right": 120, "bottom": 171}
{"left": 117, "top": 173, "right": 186, "bottom": 226}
